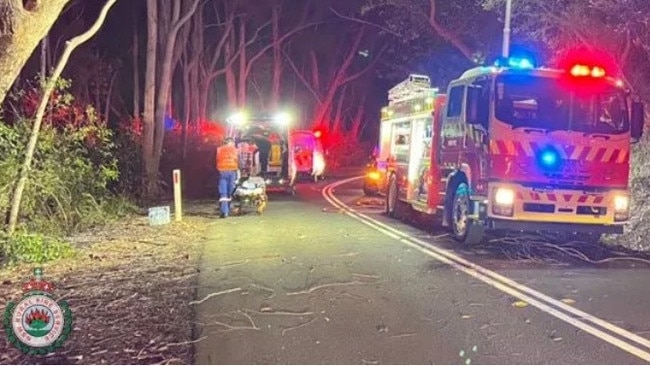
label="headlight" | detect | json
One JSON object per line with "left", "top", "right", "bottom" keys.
{"left": 614, "top": 195, "right": 629, "bottom": 212}
{"left": 614, "top": 195, "right": 630, "bottom": 222}
{"left": 494, "top": 188, "right": 515, "bottom": 206}
{"left": 367, "top": 171, "right": 380, "bottom": 180}
{"left": 492, "top": 187, "right": 515, "bottom": 217}
{"left": 274, "top": 111, "right": 292, "bottom": 125}
{"left": 228, "top": 112, "right": 247, "bottom": 125}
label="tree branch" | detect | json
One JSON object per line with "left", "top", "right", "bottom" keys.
{"left": 6, "top": 0, "right": 119, "bottom": 235}
{"left": 427, "top": 0, "right": 475, "bottom": 61}
{"left": 340, "top": 44, "right": 389, "bottom": 86}
{"left": 243, "top": 21, "right": 321, "bottom": 80}
{"left": 329, "top": 6, "right": 401, "bottom": 37}
{"left": 283, "top": 47, "right": 322, "bottom": 103}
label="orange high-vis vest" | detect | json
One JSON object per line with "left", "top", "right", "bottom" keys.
{"left": 216, "top": 145, "right": 239, "bottom": 171}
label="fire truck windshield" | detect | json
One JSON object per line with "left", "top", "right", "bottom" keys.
{"left": 495, "top": 74, "right": 629, "bottom": 135}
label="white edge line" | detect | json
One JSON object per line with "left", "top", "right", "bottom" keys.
{"left": 322, "top": 177, "right": 650, "bottom": 362}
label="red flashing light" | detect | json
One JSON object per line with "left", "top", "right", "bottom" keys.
{"left": 313, "top": 130, "right": 322, "bottom": 138}
{"left": 570, "top": 64, "right": 606, "bottom": 78}
{"left": 591, "top": 66, "right": 606, "bottom": 78}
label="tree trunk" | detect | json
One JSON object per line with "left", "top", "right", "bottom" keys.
{"left": 6, "top": 0, "right": 119, "bottom": 235}
{"left": 182, "top": 63, "right": 191, "bottom": 160}
{"left": 237, "top": 20, "right": 247, "bottom": 108}
{"left": 225, "top": 29, "right": 238, "bottom": 108}
{"left": 104, "top": 70, "right": 118, "bottom": 124}
{"left": 351, "top": 94, "right": 367, "bottom": 140}
{"left": 270, "top": 4, "right": 282, "bottom": 110}
{"left": 142, "top": 0, "right": 158, "bottom": 197}
{"left": 152, "top": 0, "right": 200, "bottom": 191}
{"left": 332, "top": 85, "right": 347, "bottom": 132}
{"left": 133, "top": 11, "right": 140, "bottom": 118}
{"left": 0, "top": 0, "right": 73, "bottom": 103}
{"left": 199, "top": 78, "right": 210, "bottom": 122}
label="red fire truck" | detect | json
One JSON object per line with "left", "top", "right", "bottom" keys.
{"left": 372, "top": 58, "right": 645, "bottom": 245}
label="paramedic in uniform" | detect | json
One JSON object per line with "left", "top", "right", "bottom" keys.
{"left": 216, "top": 137, "right": 239, "bottom": 218}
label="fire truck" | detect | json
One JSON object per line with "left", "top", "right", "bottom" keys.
{"left": 372, "top": 58, "right": 645, "bottom": 245}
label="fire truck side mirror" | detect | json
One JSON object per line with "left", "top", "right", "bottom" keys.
{"left": 631, "top": 101, "right": 644, "bottom": 141}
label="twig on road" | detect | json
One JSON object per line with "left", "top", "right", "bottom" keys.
{"left": 286, "top": 280, "right": 370, "bottom": 296}
{"left": 189, "top": 288, "right": 242, "bottom": 305}
{"left": 243, "top": 308, "right": 315, "bottom": 316}
{"left": 336, "top": 291, "right": 370, "bottom": 302}
{"left": 351, "top": 272, "right": 380, "bottom": 279}
{"left": 218, "top": 260, "right": 251, "bottom": 269}
{"left": 281, "top": 317, "right": 317, "bottom": 336}
{"left": 212, "top": 311, "right": 260, "bottom": 332}
{"left": 390, "top": 332, "right": 417, "bottom": 338}
{"left": 334, "top": 251, "right": 360, "bottom": 257}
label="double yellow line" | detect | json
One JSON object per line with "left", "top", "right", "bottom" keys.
{"left": 322, "top": 176, "right": 650, "bottom": 362}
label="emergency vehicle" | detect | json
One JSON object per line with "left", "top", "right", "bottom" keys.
{"left": 227, "top": 111, "right": 297, "bottom": 195}
{"left": 290, "top": 129, "right": 326, "bottom": 182}
{"left": 372, "top": 58, "right": 645, "bottom": 245}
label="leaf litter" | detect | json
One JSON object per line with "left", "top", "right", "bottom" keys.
{"left": 0, "top": 204, "right": 213, "bottom": 365}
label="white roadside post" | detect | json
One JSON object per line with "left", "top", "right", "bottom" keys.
{"left": 173, "top": 169, "right": 182, "bottom": 221}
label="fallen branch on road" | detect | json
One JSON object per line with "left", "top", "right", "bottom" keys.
{"left": 286, "top": 280, "right": 371, "bottom": 296}
{"left": 189, "top": 287, "right": 242, "bottom": 305}
{"left": 212, "top": 311, "right": 260, "bottom": 332}
{"left": 483, "top": 233, "right": 650, "bottom": 266}
{"left": 280, "top": 317, "right": 317, "bottom": 336}
{"left": 243, "top": 307, "right": 314, "bottom": 316}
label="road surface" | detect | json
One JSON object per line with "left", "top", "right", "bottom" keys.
{"left": 192, "top": 172, "right": 650, "bottom": 364}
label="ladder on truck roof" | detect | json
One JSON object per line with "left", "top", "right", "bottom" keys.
{"left": 388, "top": 74, "right": 438, "bottom": 105}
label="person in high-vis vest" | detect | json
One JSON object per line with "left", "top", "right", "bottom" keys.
{"left": 216, "top": 137, "right": 240, "bottom": 218}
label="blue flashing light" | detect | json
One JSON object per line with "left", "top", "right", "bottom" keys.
{"left": 536, "top": 147, "right": 562, "bottom": 170}
{"left": 510, "top": 57, "right": 534, "bottom": 69}
{"left": 541, "top": 151, "right": 557, "bottom": 166}
{"left": 494, "top": 56, "right": 536, "bottom": 69}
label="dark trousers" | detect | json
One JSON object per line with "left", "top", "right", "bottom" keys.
{"left": 218, "top": 170, "right": 237, "bottom": 216}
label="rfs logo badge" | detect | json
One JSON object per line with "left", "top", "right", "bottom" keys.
{"left": 3, "top": 268, "right": 73, "bottom": 355}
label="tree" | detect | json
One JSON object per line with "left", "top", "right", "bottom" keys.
{"left": 6, "top": 0, "right": 119, "bottom": 235}
{"left": 142, "top": 0, "right": 157, "bottom": 197}
{"left": 481, "top": 0, "right": 650, "bottom": 102}
{"left": 0, "top": 0, "right": 74, "bottom": 103}
{"left": 361, "top": 0, "right": 501, "bottom": 64}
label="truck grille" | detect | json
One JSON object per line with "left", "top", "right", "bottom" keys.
{"left": 522, "top": 203, "right": 607, "bottom": 215}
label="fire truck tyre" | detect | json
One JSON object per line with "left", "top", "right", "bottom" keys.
{"left": 451, "top": 182, "right": 484, "bottom": 246}
{"left": 386, "top": 175, "right": 398, "bottom": 218}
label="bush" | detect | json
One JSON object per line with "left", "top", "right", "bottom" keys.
{"left": 0, "top": 78, "right": 123, "bottom": 237}
{"left": 0, "top": 232, "right": 75, "bottom": 265}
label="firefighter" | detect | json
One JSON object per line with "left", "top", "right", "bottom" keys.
{"left": 216, "top": 137, "right": 240, "bottom": 218}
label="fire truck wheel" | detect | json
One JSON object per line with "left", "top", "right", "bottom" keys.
{"left": 451, "top": 182, "right": 484, "bottom": 246}
{"left": 386, "top": 175, "right": 399, "bottom": 218}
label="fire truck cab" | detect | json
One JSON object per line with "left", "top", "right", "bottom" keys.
{"left": 379, "top": 58, "right": 645, "bottom": 245}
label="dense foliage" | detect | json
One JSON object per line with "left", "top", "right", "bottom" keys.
{"left": 0, "top": 79, "right": 136, "bottom": 264}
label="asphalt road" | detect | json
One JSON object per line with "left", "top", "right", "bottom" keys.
{"left": 192, "top": 172, "right": 650, "bottom": 364}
